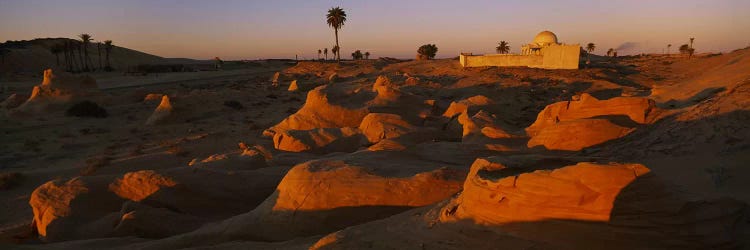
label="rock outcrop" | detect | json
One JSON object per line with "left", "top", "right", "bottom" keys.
{"left": 29, "top": 166, "right": 285, "bottom": 242}
{"left": 526, "top": 93, "right": 659, "bottom": 136}
{"left": 15, "top": 69, "right": 99, "bottom": 113}
{"left": 272, "top": 127, "right": 365, "bottom": 153}
{"left": 308, "top": 159, "right": 747, "bottom": 250}
{"left": 527, "top": 118, "right": 634, "bottom": 150}
{"left": 145, "top": 95, "right": 173, "bottom": 125}
{"left": 524, "top": 94, "right": 660, "bottom": 150}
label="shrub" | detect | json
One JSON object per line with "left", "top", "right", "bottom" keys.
{"left": 66, "top": 101, "right": 108, "bottom": 118}
{"left": 417, "top": 44, "right": 438, "bottom": 60}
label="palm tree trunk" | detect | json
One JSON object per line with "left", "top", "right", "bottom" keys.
{"left": 335, "top": 28, "right": 340, "bottom": 62}
{"left": 55, "top": 53, "right": 60, "bottom": 66}
{"left": 78, "top": 45, "right": 85, "bottom": 72}
{"left": 97, "top": 43, "right": 102, "bottom": 70}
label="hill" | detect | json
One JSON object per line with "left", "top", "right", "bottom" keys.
{"left": 0, "top": 38, "right": 200, "bottom": 76}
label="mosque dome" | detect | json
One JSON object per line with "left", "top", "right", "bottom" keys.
{"left": 533, "top": 31, "right": 558, "bottom": 46}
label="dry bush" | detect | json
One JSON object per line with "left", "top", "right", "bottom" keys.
{"left": 66, "top": 101, "right": 108, "bottom": 118}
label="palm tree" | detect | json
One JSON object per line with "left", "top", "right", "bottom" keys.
{"left": 586, "top": 43, "right": 596, "bottom": 54}
{"left": 326, "top": 7, "right": 347, "bottom": 62}
{"left": 495, "top": 41, "right": 510, "bottom": 54}
{"left": 585, "top": 43, "right": 596, "bottom": 62}
{"left": 104, "top": 40, "right": 113, "bottom": 71}
{"left": 332, "top": 45, "right": 340, "bottom": 61}
{"left": 50, "top": 44, "right": 63, "bottom": 66}
{"left": 97, "top": 41, "right": 102, "bottom": 70}
{"left": 607, "top": 48, "right": 614, "bottom": 57}
{"left": 77, "top": 41, "right": 85, "bottom": 71}
{"left": 78, "top": 34, "right": 93, "bottom": 71}
{"left": 318, "top": 49, "right": 322, "bottom": 60}
{"left": 324, "top": 48, "right": 328, "bottom": 61}
{"left": 364, "top": 51, "right": 370, "bottom": 60}
{"left": 667, "top": 44, "right": 672, "bottom": 56}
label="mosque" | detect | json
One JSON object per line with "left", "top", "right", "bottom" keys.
{"left": 459, "top": 31, "right": 581, "bottom": 69}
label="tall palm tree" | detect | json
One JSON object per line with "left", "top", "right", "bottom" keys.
{"left": 324, "top": 48, "right": 328, "bottom": 61}
{"left": 326, "top": 7, "right": 347, "bottom": 62}
{"left": 364, "top": 51, "right": 370, "bottom": 60}
{"left": 318, "top": 49, "right": 322, "bottom": 60}
{"left": 78, "top": 34, "right": 93, "bottom": 71}
{"left": 332, "top": 45, "right": 339, "bottom": 61}
{"left": 104, "top": 40, "right": 113, "bottom": 70}
{"left": 495, "top": 41, "right": 510, "bottom": 54}
{"left": 667, "top": 44, "right": 672, "bottom": 56}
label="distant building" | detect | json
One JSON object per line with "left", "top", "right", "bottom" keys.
{"left": 459, "top": 31, "right": 580, "bottom": 69}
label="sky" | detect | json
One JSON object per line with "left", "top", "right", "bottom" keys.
{"left": 1, "top": 0, "right": 749, "bottom": 60}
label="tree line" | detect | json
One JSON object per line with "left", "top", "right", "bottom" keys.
{"left": 49, "top": 34, "right": 115, "bottom": 73}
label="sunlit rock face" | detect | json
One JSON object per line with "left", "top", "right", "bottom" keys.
{"left": 526, "top": 93, "right": 659, "bottom": 136}
{"left": 264, "top": 75, "right": 431, "bottom": 138}
{"left": 309, "top": 157, "right": 746, "bottom": 250}
{"left": 29, "top": 165, "right": 282, "bottom": 242}
{"left": 15, "top": 69, "right": 99, "bottom": 113}
{"left": 524, "top": 94, "right": 661, "bottom": 150}
{"left": 442, "top": 160, "right": 651, "bottom": 224}
{"left": 272, "top": 127, "right": 365, "bottom": 153}
{"left": 145, "top": 95, "right": 173, "bottom": 125}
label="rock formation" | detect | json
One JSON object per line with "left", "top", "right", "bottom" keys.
{"left": 273, "top": 127, "right": 365, "bottom": 153}
{"left": 14, "top": 69, "right": 98, "bottom": 113}
{"left": 524, "top": 94, "right": 661, "bottom": 150}
{"left": 145, "top": 95, "right": 173, "bottom": 125}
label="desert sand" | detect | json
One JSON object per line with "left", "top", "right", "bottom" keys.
{"left": 0, "top": 46, "right": 749, "bottom": 250}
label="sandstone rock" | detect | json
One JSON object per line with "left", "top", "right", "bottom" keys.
{"left": 15, "top": 69, "right": 98, "bottom": 113}
{"left": 328, "top": 73, "right": 339, "bottom": 83}
{"left": 188, "top": 149, "right": 268, "bottom": 171}
{"left": 30, "top": 176, "right": 123, "bottom": 241}
{"left": 29, "top": 166, "right": 287, "bottom": 242}
{"left": 526, "top": 93, "right": 659, "bottom": 136}
{"left": 135, "top": 151, "right": 467, "bottom": 246}
{"left": 358, "top": 113, "right": 417, "bottom": 143}
{"left": 271, "top": 72, "right": 280, "bottom": 87}
{"left": 142, "top": 93, "right": 163, "bottom": 102}
{"left": 442, "top": 95, "right": 493, "bottom": 118}
{"left": 112, "top": 201, "right": 206, "bottom": 238}
{"left": 108, "top": 170, "right": 177, "bottom": 201}
{"left": 287, "top": 80, "right": 298, "bottom": 91}
{"left": 264, "top": 84, "right": 371, "bottom": 136}
{"left": 310, "top": 160, "right": 746, "bottom": 250}
{"left": 527, "top": 118, "right": 634, "bottom": 151}
{"left": 273, "top": 127, "right": 365, "bottom": 153}
{"left": 145, "top": 95, "right": 173, "bottom": 125}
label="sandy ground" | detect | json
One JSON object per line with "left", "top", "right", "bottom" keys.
{"left": 0, "top": 51, "right": 748, "bottom": 249}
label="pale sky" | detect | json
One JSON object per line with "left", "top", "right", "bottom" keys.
{"left": 1, "top": 0, "right": 748, "bottom": 60}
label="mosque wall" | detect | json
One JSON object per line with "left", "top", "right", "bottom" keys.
{"left": 459, "top": 44, "right": 580, "bottom": 69}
